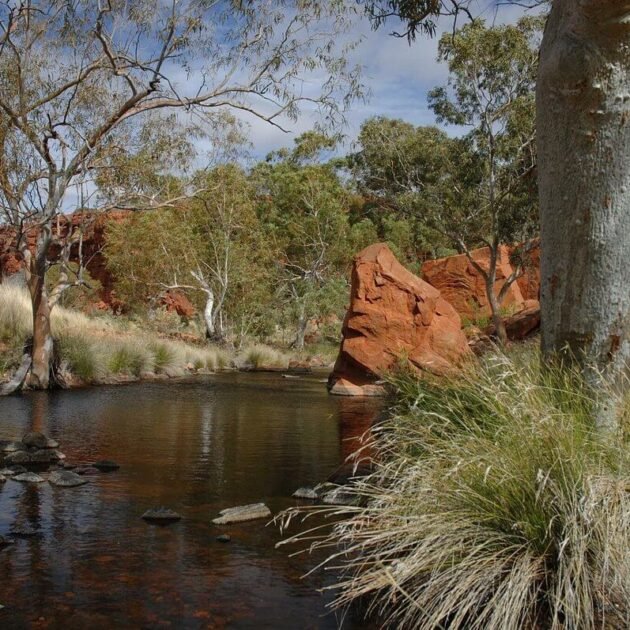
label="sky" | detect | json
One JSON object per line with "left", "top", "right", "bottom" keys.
{"left": 235, "top": 1, "right": 537, "bottom": 160}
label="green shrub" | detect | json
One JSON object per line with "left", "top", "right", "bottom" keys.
{"left": 107, "top": 343, "right": 149, "bottom": 376}
{"left": 58, "top": 337, "right": 98, "bottom": 381}
{"left": 150, "top": 343, "right": 176, "bottom": 373}
{"left": 280, "top": 353, "right": 630, "bottom": 629}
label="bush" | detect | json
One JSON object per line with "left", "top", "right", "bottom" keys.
{"left": 107, "top": 343, "right": 151, "bottom": 376}
{"left": 58, "top": 337, "right": 98, "bottom": 381}
{"left": 237, "top": 344, "right": 289, "bottom": 369}
{"left": 280, "top": 353, "right": 630, "bottom": 629}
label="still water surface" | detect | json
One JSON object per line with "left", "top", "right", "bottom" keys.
{"left": 0, "top": 372, "right": 382, "bottom": 629}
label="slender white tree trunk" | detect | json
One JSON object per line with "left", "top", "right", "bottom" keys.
{"left": 537, "top": 1, "right": 630, "bottom": 386}
{"left": 203, "top": 290, "right": 215, "bottom": 339}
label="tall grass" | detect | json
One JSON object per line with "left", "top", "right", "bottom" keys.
{"left": 279, "top": 353, "right": 630, "bottom": 629}
{"left": 0, "top": 284, "right": 229, "bottom": 382}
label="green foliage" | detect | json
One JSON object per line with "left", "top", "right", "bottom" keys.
{"left": 280, "top": 353, "right": 630, "bottom": 629}
{"left": 107, "top": 344, "right": 150, "bottom": 377}
{"left": 58, "top": 337, "right": 98, "bottom": 381}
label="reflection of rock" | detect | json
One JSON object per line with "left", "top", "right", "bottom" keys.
{"left": 330, "top": 244, "right": 470, "bottom": 396}
{"left": 49, "top": 470, "right": 89, "bottom": 487}
{"left": 141, "top": 507, "right": 182, "bottom": 523}
{"left": 212, "top": 503, "right": 271, "bottom": 525}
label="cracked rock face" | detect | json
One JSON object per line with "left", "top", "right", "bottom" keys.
{"left": 329, "top": 243, "right": 471, "bottom": 396}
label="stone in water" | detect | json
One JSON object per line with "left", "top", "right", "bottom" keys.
{"left": 49, "top": 470, "right": 89, "bottom": 488}
{"left": 141, "top": 508, "right": 182, "bottom": 524}
{"left": 13, "top": 472, "right": 45, "bottom": 483}
{"left": 212, "top": 503, "right": 271, "bottom": 525}
{"left": 292, "top": 487, "right": 318, "bottom": 500}
{"left": 92, "top": 460, "right": 120, "bottom": 472}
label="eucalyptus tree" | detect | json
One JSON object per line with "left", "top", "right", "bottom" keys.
{"left": 254, "top": 133, "right": 351, "bottom": 349}
{"left": 0, "top": 0, "right": 361, "bottom": 389}
{"left": 425, "top": 17, "right": 540, "bottom": 343}
{"left": 537, "top": 2, "right": 630, "bottom": 410}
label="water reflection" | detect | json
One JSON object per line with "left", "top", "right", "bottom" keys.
{"left": 0, "top": 373, "right": 382, "bottom": 628}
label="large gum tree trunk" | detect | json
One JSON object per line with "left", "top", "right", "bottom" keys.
{"left": 26, "top": 245, "right": 54, "bottom": 390}
{"left": 537, "top": 1, "right": 630, "bottom": 381}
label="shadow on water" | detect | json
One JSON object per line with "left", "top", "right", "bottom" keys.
{"left": 0, "top": 372, "right": 383, "bottom": 629}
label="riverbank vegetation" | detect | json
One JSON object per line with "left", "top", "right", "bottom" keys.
{"left": 0, "top": 284, "right": 318, "bottom": 385}
{"left": 281, "top": 353, "right": 630, "bottom": 628}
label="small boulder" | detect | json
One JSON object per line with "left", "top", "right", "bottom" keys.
{"left": 212, "top": 503, "right": 271, "bottom": 525}
{"left": 5, "top": 451, "right": 32, "bottom": 465}
{"left": 45, "top": 438, "right": 60, "bottom": 449}
{"left": 92, "top": 460, "right": 120, "bottom": 472}
{"left": 141, "top": 507, "right": 182, "bottom": 524}
{"left": 74, "top": 466, "right": 100, "bottom": 476}
{"left": 6, "top": 465, "right": 27, "bottom": 475}
{"left": 30, "top": 450, "right": 59, "bottom": 464}
{"left": 0, "top": 468, "right": 15, "bottom": 477}
{"left": 49, "top": 470, "right": 89, "bottom": 488}
{"left": 2, "top": 442, "right": 26, "bottom": 453}
{"left": 22, "top": 432, "right": 49, "bottom": 449}
{"left": 321, "top": 487, "right": 360, "bottom": 506}
{"left": 0, "top": 474, "right": 5, "bottom": 483}
{"left": 292, "top": 487, "right": 319, "bottom": 500}
{"left": 216, "top": 534, "right": 231, "bottom": 543}
{"left": 13, "top": 472, "right": 45, "bottom": 483}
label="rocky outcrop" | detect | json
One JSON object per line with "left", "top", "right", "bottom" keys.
{"left": 329, "top": 243, "right": 471, "bottom": 396}
{"left": 421, "top": 245, "right": 526, "bottom": 321}
{"left": 515, "top": 241, "right": 540, "bottom": 301}
{"left": 158, "top": 289, "right": 196, "bottom": 318}
{"left": 0, "top": 210, "right": 131, "bottom": 309}
{"left": 485, "top": 300, "right": 541, "bottom": 340}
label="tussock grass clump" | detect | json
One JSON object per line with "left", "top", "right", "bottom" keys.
{"left": 237, "top": 344, "right": 289, "bottom": 369}
{"left": 0, "top": 285, "right": 230, "bottom": 382}
{"left": 280, "top": 354, "right": 630, "bottom": 630}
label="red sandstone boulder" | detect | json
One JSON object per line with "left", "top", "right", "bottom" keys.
{"left": 484, "top": 301, "right": 541, "bottom": 341}
{"left": 158, "top": 289, "right": 196, "bottom": 319}
{"left": 514, "top": 240, "right": 540, "bottom": 301}
{"left": 421, "top": 245, "right": 525, "bottom": 322}
{"left": 329, "top": 243, "right": 471, "bottom": 396}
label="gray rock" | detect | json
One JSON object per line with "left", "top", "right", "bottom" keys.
{"left": 0, "top": 475, "right": 5, "bottom": 483}
{"left": 6, "top": 465, "right": 26, "bottom": 475}
{"left": 74, "top": 466, "right": 100, "bottom": 476}
{"left": 13, "top": 472, "right": 45, "bottom": 483}
{"left": 293, "top": 487, "right": 319, "bottom": 500}
{"left": 5, "top": 451, "right": 32, "bottom": 465}
{"left": 2, "top": 441, "right": 26, "bottom": 453}
{"left": 141, "top": 507, "right": 182, "bottom": 524}
{"left": 30, "top": 450, "right": 58, "bottom": 464}
{"left": 216, "top": 534, "right": 231, "bottom": 543}
{"left": 45, "top": 438, "right": 60, "bottom": 449}
{"left": 0, "top": 468, "right": 15, "bottom": 476}
{"left": 92, "top": 460, "right": 119, "bottom": 472}
{"left": 48, "top": 470, "right": 89, "bottom": 488}
{"left": 212, "top": 503, "right": 271, "bottom": 525}
{"left": 321, "top": 487, "right": 360, "bottom": 506}
{"left": 52, "top": 450, "right": 66, "bottom": 460}
{"left": 22, "top": 432, "right": 48, "bottom": 449}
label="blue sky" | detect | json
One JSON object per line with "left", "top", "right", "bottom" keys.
{"left": 238, "top": 1, "right": 536, "bottom": 159}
